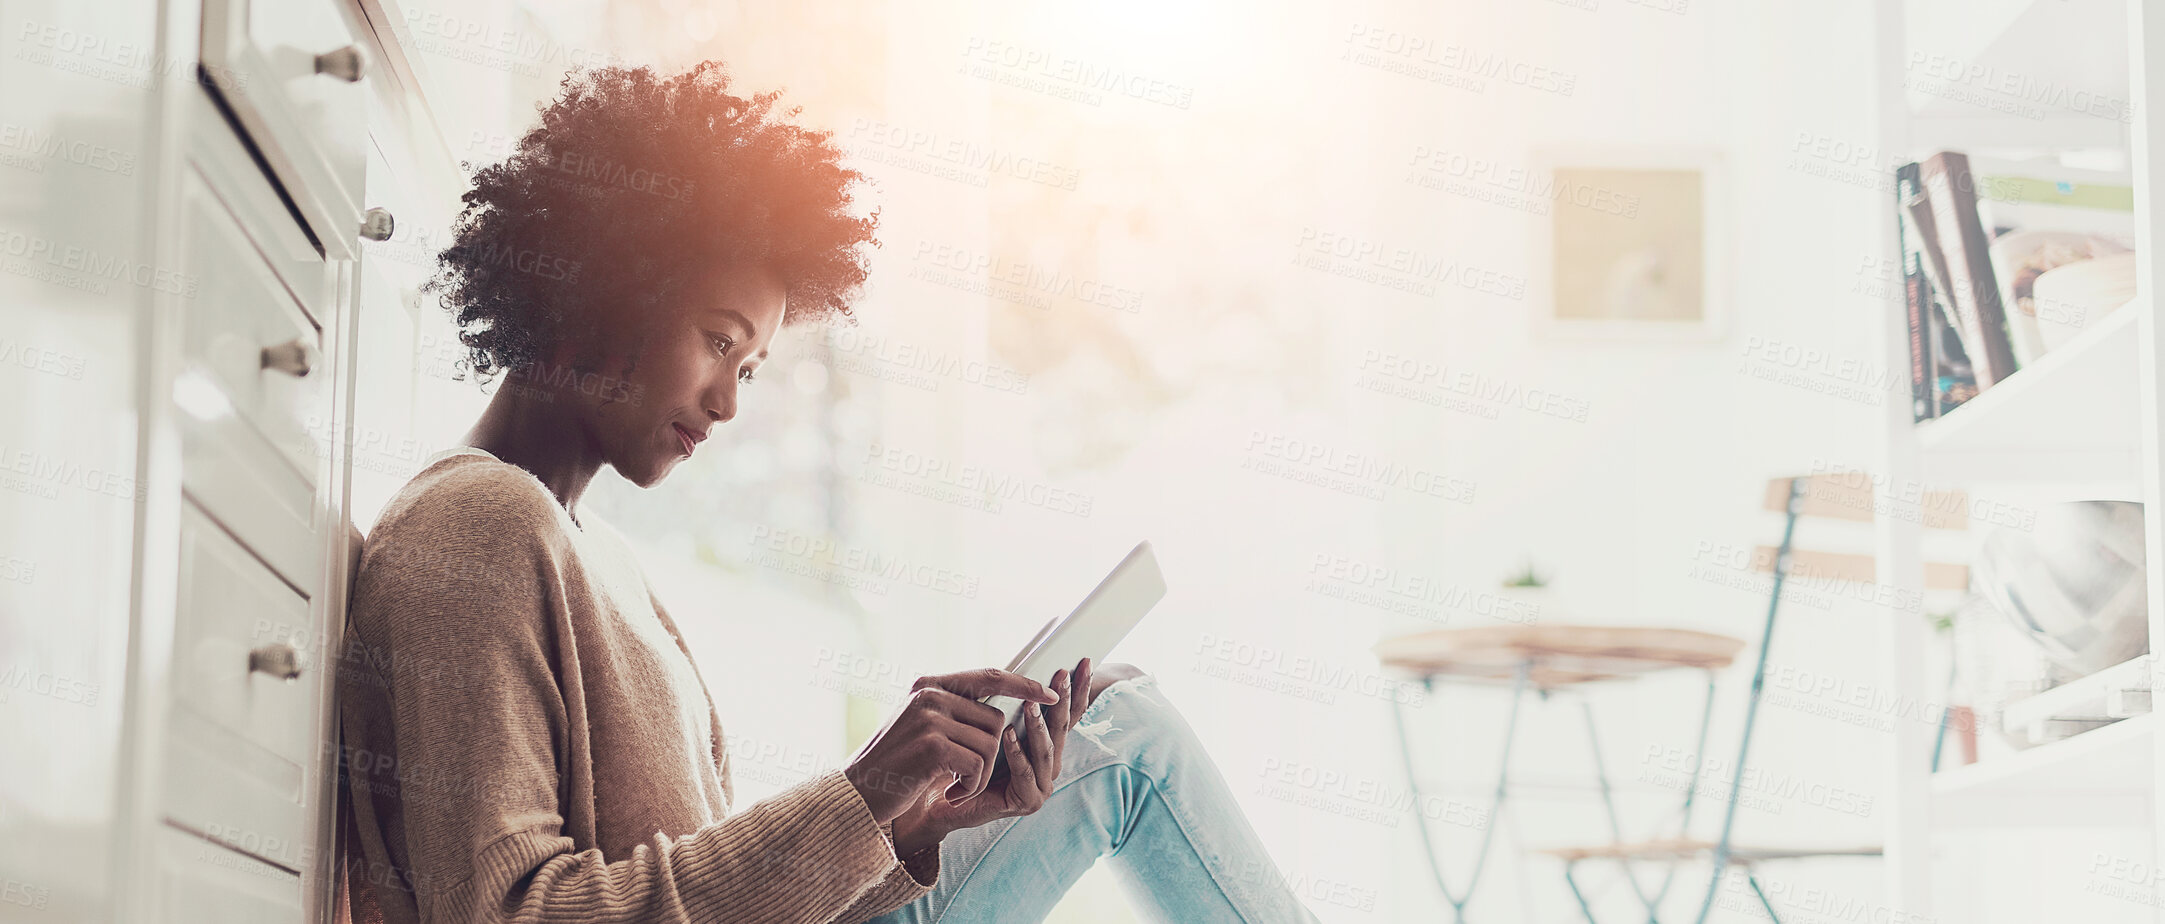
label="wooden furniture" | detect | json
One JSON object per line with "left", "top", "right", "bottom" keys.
{"left": 1537, "top": 477, "right": 1836, "bottom": 924}
{"left": 1534, "top": 474, "right": 1972, "bottom": 923}
{"left": 1867, "top": 2, "right": 2165, "bottom": 920}
{"left": 1541, "top": 840, "right": 1883, "bottom": 864}
{"left": 0, "top": 0, "right": 456, "bottom": 921}
{"left": 1384, "top": 475, "right": 1949, "bottom": 923}
{"left": 1376, "top": 625, "right": 1746, "bottom": 688}
{"left": 1376, "top": 625, "right": 1746, "bottom": 923}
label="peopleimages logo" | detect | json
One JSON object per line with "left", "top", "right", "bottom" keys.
{"left": 1354, "top": 349, "right": 1590, "bottom": 423}
{"left": 0, "top": 338, "right": 88, "bottom": 381}
{"left": 1243, "top": 429, "right": 1477, "bottom": 504}
{"left": 534, "top": 148, "right": 694, "bottom": 202}
{"left": 1907, "top": 50, "right": 2132, "bottom": 123}
{"left": 861, "top": 442, "right": 1095, "bottom": 517}
{"left": 1293, "top": 226, "right": 1527, "bottom": 301}
{"left": 0, "top": 121, "right": 135, "bottom": 175}
{"left": 0, "top": 662, "right": 99, "bottom": 707}
{"left": 848, "top": 119, "right": 1082, "bottom": 191}
{"left": 1405, "top": 147, "right": 1639, "bottom": 218}
{"left": 1341, "top": 24, "right": 1578, "bottom": 97}
{"left": 822, "top": 328, "right": 1032, "bottom": 395}
{"left": 744, "top": 526, "right": 982, "bottom": 599}
{"left": 1307, "top": 553, "right": 1539, "bottom": 624}
{"left": 0, "top": 226, "right": 197, "bottom": 297}
{"left": 911, "top": 240, "right": 1143, "bottom": 314}
{"left": 0, "top": 441, "right": 144, "bottom": 503}
{"left": 472, "top": 241, "right": 580, "bottom": 283}
{"left": 401, "top": 8, "right": 622, "bottom": 74}
{"left": 958, "top": 38, "right": 1196, "bottom": 110}
{"left": 12, "top": 18, "right": 249, "bottom": 92}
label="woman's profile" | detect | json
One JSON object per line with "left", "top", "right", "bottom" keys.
{"left": 337, "top": 61, "right": 1320, "bottom": 924}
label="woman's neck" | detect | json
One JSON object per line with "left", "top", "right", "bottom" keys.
{"left": 462, "top": 373, "right": 605, "bottom": 519}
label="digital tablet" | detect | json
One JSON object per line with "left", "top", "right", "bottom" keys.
{"left": 981, "top": 541, "right": 1165, "bottom": 730}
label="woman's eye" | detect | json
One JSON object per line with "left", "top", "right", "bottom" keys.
{"left": 738, "top": 366, "right": 757, "bottom": 384}
{"left": 709, "top": 334, "right": 735, "bottom": 357}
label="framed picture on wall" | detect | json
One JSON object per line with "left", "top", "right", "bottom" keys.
{"left": 1531, "top": 147, "right": 1728, "bottom": 340}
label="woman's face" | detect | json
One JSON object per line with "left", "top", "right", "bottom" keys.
{"left": 577, "top": 263, "right": 787, "bottom": 487}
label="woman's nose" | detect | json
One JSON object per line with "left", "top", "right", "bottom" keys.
{"left": 705, "top": 378, "right": 737, "bottom": 424}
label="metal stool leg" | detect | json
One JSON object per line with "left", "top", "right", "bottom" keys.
{"left": 1389, "top": 660, "right": 1534, "bottom": 922}
{"left": 1639, "top": 674, "right": 1723, "bottom": 923}
{"left": 1553, "top": 665, "right": 1725, "bottom": 923}
{"left": 1564, "top": 861, "right": 1600, "bottom": 923}
{"left": 1580, "top": 697, "right": 1658, "bottom": 917}
{"left": 1692, "top": 477, "right": 1805, "bottom": 924}
{"left": 1746, "top": 870, "right": 1783, "bottom": 923}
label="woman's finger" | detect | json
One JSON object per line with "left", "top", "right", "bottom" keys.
{"left": 916, "top": 669, "right": 1060, "bottom": 706}
{"left": 1047, "top": 668, "right": 1072, "bottom": 766}
{"left": 1000, "top": 726, "right": 1038, "bottom": 812}
{"left": 1024, "top": 700, "right": 1059, "bottom": 792}
{"left": 929, "top": 713, "right": 1000, "bottom": 803}
{"left": 1045, "top": 668, "right": 1072, "bottom": 734}
{"left": 912, "top": 687, "right": 1010, "bottom": 738}
{"left": 934, "top": 736, "right": 990, "bottom": 804}
{"left": 1072, "top": 657, "right": 1095, "bottom": 726}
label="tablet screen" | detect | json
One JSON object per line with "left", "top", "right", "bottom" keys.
{"left": 983, "top": 541, "right": 1165, "bottom": 729}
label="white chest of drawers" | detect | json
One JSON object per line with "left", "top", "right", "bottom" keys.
{"left": 0, "top": 0, "right": 458, "bottom": 920}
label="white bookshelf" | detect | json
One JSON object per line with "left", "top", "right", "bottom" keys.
{"left": 1874, "top": 0, "right": 2165, "bottom": 919}
{"left": 1930, "top": 713, "right": 2153, "bottom": 827}
{"left": 1915, "top": 306, "right": 2139, "bottom": 455}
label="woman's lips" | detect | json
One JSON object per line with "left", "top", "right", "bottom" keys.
{"left": 673, "top": 424, "right": 697, "bottom": 457}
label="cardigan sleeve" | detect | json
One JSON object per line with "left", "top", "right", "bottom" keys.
{"left": 445, "top": 771, "right": 913, "bottom": 924}
{"left": 346, "top": 467, "right": 920, "bottom": 924}
{"left": 823, "top": 832, "right": 940, "bottom": 924}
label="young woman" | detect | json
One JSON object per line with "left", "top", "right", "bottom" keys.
{"left": 336, "top": 63, "right": 1320, "bottom": 924}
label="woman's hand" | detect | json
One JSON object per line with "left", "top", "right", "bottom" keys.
{"left": 843, "top": 668, "right": 1059, "bottom": 826}
{"left": 888, "top": 658, "right": 1109, "bottom": 856}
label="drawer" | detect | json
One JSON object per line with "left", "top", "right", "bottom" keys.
{"left": 201, "top": 0, "right": 369, "bottom": 260}
{"left": 177, "top": 165, "right": 330, "bottom": 488}
{"left": 179, "top": 403, "right": 324, "bottom": 598}
{"left": 185, "top": 89, "right": 341, "bottom": 333}
{"left": 152, "top": 824, "right": 305, "bottom": 924}
{"left": 164, "top": 502, "right": 323, "bottom": 871}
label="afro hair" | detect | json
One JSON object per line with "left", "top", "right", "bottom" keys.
{"left": 426, "top": 61, "right": 878, "bottom": 382}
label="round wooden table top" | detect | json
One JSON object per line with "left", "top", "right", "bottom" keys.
{"left": 1373, "top": 625, "right": 1747, "bottom": 688}
{"left": 1537, "top": 838, "right": 1881, "bottom": 864}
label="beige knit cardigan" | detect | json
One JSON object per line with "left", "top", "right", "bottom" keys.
{"left": 336, "top": 452, "right": 935, "bottom": 923}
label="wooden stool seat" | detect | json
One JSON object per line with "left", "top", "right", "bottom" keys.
{"left": 1541, "top": 838, "right": 1882, "bottom": 865}
{"left": 1374, "top": 625, "right": 1747, "bottom": 688}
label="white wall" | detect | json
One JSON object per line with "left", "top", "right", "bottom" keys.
{"left": 376, "top": 1, "right": 2153, "bottom": 921}
{"left": 806, "top": 2, "right": 1906, "bottom": 920}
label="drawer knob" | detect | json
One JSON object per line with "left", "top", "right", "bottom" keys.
{"left": 261, "top": 338, "right": 317, "bottom": 377}
{"left": 314, "top": 45, "right": 367, "bottom": 83}
{"left": 249, "top": 644, "right": 304, "bottom": 681}
{"left": 360, "top": 207, "right": 396, "bottom": 242}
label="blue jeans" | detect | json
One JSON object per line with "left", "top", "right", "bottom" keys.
{"left": 863, "top": 674, "right": 1322, "bottom": 924}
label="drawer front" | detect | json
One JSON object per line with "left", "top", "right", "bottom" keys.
{"left": 200, "top": 0, "right": 368, "bottom": 258}
{"left": 173, "top": 501, "right": 320, "bottom": 764}
{"left": 178, "top": 166, "right": 329, "bottom": 488}
{"left": 164, "top": 502, "right": 323, "bottom": 870}
{"left": 153, "top": 825, "right": 305, "bottom": 924}
{"left": 185, "top": 89, "right": 342, "bottom": 336}
{"left": 180, "top": 405, "right": 323, "bottom": 598}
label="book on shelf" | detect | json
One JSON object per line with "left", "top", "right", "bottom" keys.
{"left": 1897, "top": 162, "right": 1932, "bottom": 422}
{"left": 1896, "top": 161, "right": 1978, "bottom": 420}
{"left": 1929, "top": 299, "right": 1979, "bottom": 415}
{"left": 1919, "top": 152, "right": 2019, "bottom": 389}
{"left": 1893, "top": 153, "right": 2137, "bottom": 423}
